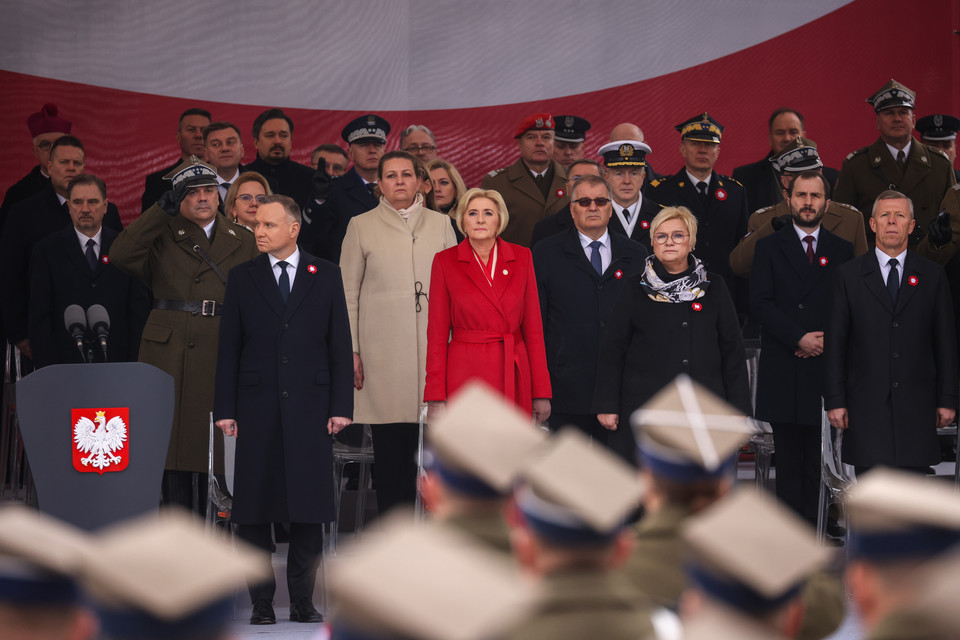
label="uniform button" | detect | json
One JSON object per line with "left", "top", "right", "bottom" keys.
{"left": 892, "top": 321, "right": 899, "bottom": 327}
{"left": 91, "top": 283, "right": 97, "bottom": 288}
{"left": 281, "top": 356, "right": 289, "bottom": 364}
{"left": 892, "top": 352, "right": 899, "bottom": 359}
{"left": 681, "top": 322, "right": 689, "bottom": 328}
{"left": 892, "top": 382, "right": 899, "bottom": 389}
{"left": 195, "top": 277, "right": 201, "bottom": 283}
{"left": 599, "top": 321, "right": 606, "bottom": 328}
{"left": 598, "top": 283, "right": 603, "bottom": 289}
{"left": 283, "top": 323, "right": 289, "bottom": 330}
{"left": 187, "top": 342, "right": 195, "bottom": 348}
{"left": 681, "top": 359, "right": 689, "bottom": 366}
{"left": 281, "top": 391, "right": 289, "bottom": 398}
{"left": 798, "top": 303, "right": 805, "bottom": 309}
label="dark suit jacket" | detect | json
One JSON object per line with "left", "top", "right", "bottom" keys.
{"left": 1, "top": 165, "right": 48, "bottom": 230}
{"left": 534, "top": 227, "right": 647, "bottom": 414}
{"left": 824, "top": 250, "right": 958, "bottom": 466}
{"left": 141, "top": 159, "right": 181, "bottom": 213}
{"left": 1, "top": 186, "right": 124, "bottom": 343}
{"left": 733, "top": 153, "right": 839, "bottom": 213}
{"left": 214, "top": 251, "right": 353, "bottom": 524}
{"left": 750, "top": 226, "right": 854, "bottom": 425}
{"left": 531, "top": 198, "right": 661, "bottom": 253}
{"left": 28, "top": 226, "right": 150, "bottom": 368}
{"left": 245, "top": 156, "right": 315, "bottom": 212}
{"left": 310, "top": 168, "right": 378, "bottom": 263}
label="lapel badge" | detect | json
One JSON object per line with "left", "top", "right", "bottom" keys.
{"left": 640, "top": 219, "right": 650, "bottom": 229}
{"left": 614, "top": 269, "right": 623, "bottom": 279}
{"left": 177, "top": 229, "right": 186, "bottom": 236}
{"left": 874, "top": 156, "right": 881, "bottom": 163}
{"left": 908, "top": 275, "right": 918, "bottom": 286}
{"left": 691, "top": 302, "right": 703, "bottom": 312}
{"left": 715, "top": 188, "right": 727, "bottom": 201}
{"left": 556, "top": 188, "right": 565, "bottom": 198}
{"left": 101, "top": 255, "right": 110, "bottom": 265}
{"left": 819, "top": 256, "right": 829, "bottom": 266}
{"left": 228, "top": 228, "right": 236, "bottom": 236}
{"left": 678, "top": 181, "right": 685, "bottom": 188}
{"left": 73, "top": 408, "right": 129, "bottom": 474}
{"left": 307, "top": 264, "right": 317, "bottom": 274}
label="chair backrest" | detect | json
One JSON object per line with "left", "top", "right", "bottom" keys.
{"left": 820, "top": 403, "right": 849, "bottom": 494}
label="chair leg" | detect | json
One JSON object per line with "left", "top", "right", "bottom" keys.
{"left": 330, "top": 460, "right": 346, "bottom": 555}
{"left": 816, "top": 480, "right": 828, "bottom": 544}
{"left": 354, "top": 461, "right": 370, "bottom": 542}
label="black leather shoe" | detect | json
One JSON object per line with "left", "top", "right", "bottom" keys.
{"left": 290, "top": 598, "right": 324, "bottom": 623}
{"left": 826, "top": 518, "right": 847, "bottom": 539}
{"left": 250, "top": 598, "right": 276, "bottom": 625}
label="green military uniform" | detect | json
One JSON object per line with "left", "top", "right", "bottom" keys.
{"left": 921, "top": 183, "right": 960, "bottom": 266}
{"left": 444, "top": 509, "right": 512, "bottom": 556}
{"left": 833, "top": 138, "right": 956, "bottom": 251}
{"left": 110, "top": 203, "right": 258, "bottom": 471}
{"left": 623, "top": 503, "right": 689, "bottom": 608}
{"left": 481, "top": 158, "right": 568, "bottom": 247}
{"left": 729, "top": 199, "right": 868, "bottom": 276}
{"left": 508, "top": 569, "right": 655, "bottom": 640}
{"left": 865, "top": 610, "right": 947, "bottom": 640}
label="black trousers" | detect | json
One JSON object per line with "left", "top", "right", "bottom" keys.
{"left": 161, "top": 470, "right": 208, "bottom": 515}
{"left": 370, "top": 422, "right": 420, "bottom": 516}
{"left": 549, "top": 412, "right": 638, "bottom": 467}
{"left": 237, "top": 522, "right": 324, "bottom": 603}
{"left": 771, "top": 422, "right": 820, "bottom": 526}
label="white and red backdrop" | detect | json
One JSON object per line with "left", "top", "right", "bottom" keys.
{"left": 1, "top": 0, "right": 957, "bottom": 224}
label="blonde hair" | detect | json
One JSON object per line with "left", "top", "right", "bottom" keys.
{"left": 650, "top": 206, "right": 698, "bottom": 250}
{"left": 455, "top": 188, "right": 510, "bottom": 236}
{"left": 427, "top": 159, "right": 468, "bottom": 212}
{"left": 224, "top": 171, "right": 272, "bottom": 220}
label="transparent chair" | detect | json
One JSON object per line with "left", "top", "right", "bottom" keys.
{"left": 206, "top": 413, "right": 235, "bottom": 530}
{"left": 328, "top": 423, "right": 375, "bottom": 555}
{"left": 816, "top": 403, "right": 851, "bottom": 543}
{"left": 742, "top": 342, "right": 775, "bottom": 489}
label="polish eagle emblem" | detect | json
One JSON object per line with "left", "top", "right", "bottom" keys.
{"left": 73, "top": 409, "right": 129, "bottom": 474}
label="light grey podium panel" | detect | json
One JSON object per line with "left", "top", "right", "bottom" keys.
{"left": 17, "top": 362, "right": 174, "bottom": 530}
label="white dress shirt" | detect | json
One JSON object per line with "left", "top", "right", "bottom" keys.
{"left": 75, "top": 228, "right": 103, "bottom": 257}
{"left": 269, "top": 248, "right": 300, "bottom": 288}
{"left": 885, "top": 139, "right": 912, "bottom": 164}
{"left": 614, "top": 197, "right": 642, "bottom": 237}
{"left": 793, "top": 224, "right": 821, "bottom": 254}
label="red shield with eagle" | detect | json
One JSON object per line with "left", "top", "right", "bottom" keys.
{"left": 72, "top": 408, "right": 129, "bottom": 474}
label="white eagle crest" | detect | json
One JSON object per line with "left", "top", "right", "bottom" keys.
{"left": 74, "top": 410, "right": 127, "bottom": 470}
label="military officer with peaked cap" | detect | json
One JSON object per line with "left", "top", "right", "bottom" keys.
{"left": 481, "top": 113, "right": 569, "bottom": 247}
{"left": 916, "top": 113, "right": 960, "bottom": 180}
{"left": 552, "top": 115, "right": 591, "bottom": 170}
{"left": 111, "top": 156, "right": 258, "bottom": 510}
{"left": 598, "top": 139, "right": 662, "bottom": 252}
{"left": 647, "top": 113, "right": 749, "bottom": 309}
{"left": 729, "top": 137, "right": 867, "bottom": 277}
{"left": 833, "top": 79, "right": 956, "bottom": 253}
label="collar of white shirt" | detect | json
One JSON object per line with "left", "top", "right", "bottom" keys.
{"left": 875, "top": 246, "right": 907, "bottom": 271}
{"left": 686, "top": 171, "right": 712, "bottom": 189}
{"left": 218, "top": 170, "right": 240, "bottom": 188}
{"left": 269, "top": 248, "right": 301, "bottom": 284}
{"left": 201, "top": 218, "right": 216, "bottom": 240}
{"left": 885, "top": 139, "right": 912, "bottom": 162}
{"left": 578, "top": 229, "right": 611, "bottom": 252}
{"left": 793, "top": 224, "right": 821, "bottom": 245}
{"left": 75, "top": 227, "right": 104, "bottom": 255}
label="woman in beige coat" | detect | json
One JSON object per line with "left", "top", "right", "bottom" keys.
{"left": 340, "top": 150, "right": 457, "bottom": 514}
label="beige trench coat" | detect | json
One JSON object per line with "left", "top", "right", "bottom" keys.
{"left": 340, "top": 200, "right": 456, "bottom": 424}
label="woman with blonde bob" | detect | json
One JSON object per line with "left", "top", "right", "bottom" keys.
{"left": 427, "top": 159, "right": 468, "bottom": 216}
{"left": 224, "top": 172, "right": 272, "bottom": 229}
{"left": 594, "top": 206, "right": 750, "bottom": 456}
{"left": 425, "top": 188, "right": 551, "bottom": 422}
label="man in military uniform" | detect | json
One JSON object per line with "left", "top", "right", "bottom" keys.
{"left": 833, "top": 79, "right": 956, "bottom": 253}
{"left": 730, "top": 138, "right": 868, "bottom": 277}
{"left": 917, "top": 114, "right": 959, "bottom": 180}
{"left": 609, "top": 122, "right": 665, "bottom": 188}
{"left": 552, "top": 115, "right": 591, "bottom": 170}
{"left": 733, "top": 108, "right": 840, "bottom": 213}
{"left": 421, "top": 383, "right": 546, "bottom": 555}
{"left": 647, "top": 113, "right": 749, "bottom": 307}
{"left": 530, "top": 159, "right": 603, "bottom": 247}
{"left": 140, "top": 108, "right": 211, "bottom": 212}
{"left": 111, "top": 157, "right": 258, "bottom": 511}
{"left": 508, "top": 429, "right": 658, "bottom": 640}
{"left": 598, "top": 139, "right": 661, "bottom": 252}
{"left": 481, "top": 113, "right": 568, "bottom": 247}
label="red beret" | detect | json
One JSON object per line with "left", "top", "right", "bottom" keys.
{"left": 514, "top": 113, "right": 554, "bottom": 139}
{"left": 28, "top": 103, "right": 72, "bottom": 138}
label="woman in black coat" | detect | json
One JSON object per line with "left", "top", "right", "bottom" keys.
{"left": 595, "top": 206, "right": 751, "bottom": 457}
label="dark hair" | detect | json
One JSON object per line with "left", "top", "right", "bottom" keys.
{"left": 179, "top": 108, "right": 211, "bottom": 127}
{"left": 786, "top": 169, "right": 831, "bottom": 199}
{"left": 570, "top": 174, "right": 613, "bottom": 201}
{"left": 50, "top": 135, "right": 84, "bottom": 157}
{"left": 570, "top": 158, "right": 604, "bottom": 175}
{"left": 312, "top": 143, "right": 348, "bottom": 159}
{"left": 67, "top": 173, "right": 106, "bottom": 199}
{"left": 260, "top": 194, "right": 302, "bottom": 225}
{"left": 253, "top": 108, "right": 294, "bottom": 140}
{"left": 203, "top": 121, "right": 242, "bottom": 142}
{"left": 377, "top": 150, "right": 417, "bottom": 179}
{"left": 768, "top": 107, "right": 805, "bottom": 132}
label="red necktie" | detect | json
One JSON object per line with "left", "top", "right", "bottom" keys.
{"left": 803, "top": 236, "right": 815, "bottom": 265}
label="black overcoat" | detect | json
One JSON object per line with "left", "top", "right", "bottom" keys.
{"left": 214, "top": 251, "right": 354, "bottom": 524}
{"left": 309, "top": 167, "right": 378, "bottom": 263}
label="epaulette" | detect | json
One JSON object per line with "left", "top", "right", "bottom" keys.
{"left": 927, "top": 146, "right": 951, "bottom": 161}
{"left": 486, "top": 167, "right": 507, "bottom": 178}
{"left": 831, "top": 201, "right": 859, "bottom": 213}
{"left": 753, "top": 204, "right": 777, "bottom": 217}
{"left": 717, "top": 175, "right": 743, "bottom": 188}
{"left": 648, "top": 176, "right": 669, "bottom": 188}
{"left": 951, "top": 182, "right": 960, "bottom": 192}
{"left": 228, "top": 219, "right": 254, "bottom": 234}
{"left": 845, "top": 147, "right": 867, "bottom": 161}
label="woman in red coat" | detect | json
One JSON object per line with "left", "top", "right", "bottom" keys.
{"left": 425, "top": 188, "right": 551, "bottom": 422}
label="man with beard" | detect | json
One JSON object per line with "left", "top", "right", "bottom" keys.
{"left": 750, "top": 171, "right": 854, "bottom": 526}
{"left": 245, "top": 108, "right": 315, "bottom": 215}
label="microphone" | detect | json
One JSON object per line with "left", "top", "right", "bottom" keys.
{"left": 86, "top": 304, "right": 110, "bottom": 361}
{"left": 64, "top": 305, "right": 88, "bottom": 363}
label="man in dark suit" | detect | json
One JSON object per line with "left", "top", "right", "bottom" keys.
{"left": 309, "top": 114, "right": 389, "bottom": 263}
{"left": 214, "top": 194, "right": 353, "bottom": 625}
{"left": 28, "top": 174, "right": 149, "bottom": 368}
{"left": 647, "top": 113, "right": 749, "bottom": 310}
{"left": 141, "top": 108, "right": 211, "bottom": 212}
{"left": 244, "top": 109, "right": 315, "bottom": 214}
{"left": 530, "top": 159, "right": 602, "bottom": 247}
{"left": 534, "top": 175, "right": 647, "bottom": 463}
{"left": 733, "top": 108, "right": 839, "bottom": 212}
{"left": 203, "top": 121, "right": 245, "bottom": 202}
{"left": 825, "top": 190, "right": 958, "bottom": 475}
{"left": 1, "top": 136, "right": 123, "bottom": 361}
{"left": 751, "top": 171, "right": 854, "bottom": 525}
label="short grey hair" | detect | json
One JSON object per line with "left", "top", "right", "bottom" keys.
{"left": 871, "top": 189, "right": 914, "bottom": 219}
{"left": 400, "top": 124, "right": 436, "bottom": 146}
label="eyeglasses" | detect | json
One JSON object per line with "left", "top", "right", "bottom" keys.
{"left": 573, "top": 197, "right": 611, "bottom": 208}
{"left": 236, "top": 194, "right": 266, "bottom": 204}
{"left": 403, "top": 144, "right": 437, "bottom": 153}
{"left": 653, "top": 232, "right": 689, "bottom": 244}
{"left": 35, "top": 140, "right": 54, "bottom": 151}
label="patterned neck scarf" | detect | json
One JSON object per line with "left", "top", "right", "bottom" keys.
{"left": 640, "top": 254, "right": 710, "bottom": 302}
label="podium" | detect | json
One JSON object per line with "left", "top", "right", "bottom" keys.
{"left": 16, "top": 362, "right": 174, "bottom": 530}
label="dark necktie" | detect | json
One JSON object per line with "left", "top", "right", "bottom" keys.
{"left": 696, "top": 181, "right": 708, "bottom": 205}
{"left": 896, "top": 149, "right": 906, "bottom": 173}
{"left": 366, "top": 182, "right": 377, "bottom": 199}
{"left": 277, "top": 260, "right": 290, "bottom": 304}
{"left": 85, "top": 238, "right": 98, "bottom": 272}
{"left": 803, "top": 235, "right": 815, "bottom": 265}
{"left": 589, "top": 240, "right": 603, "bottom": 274}
{"left": 623, "top": 208, "right": 631, "bottom": 224}
{"left": 886, "top": 258, "right": 900, "bottom": 304}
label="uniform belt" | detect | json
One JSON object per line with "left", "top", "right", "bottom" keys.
{"left": 153, "top": 299, "right": 222, "bottom": 317}
{"left": 451, "top": 328, "right": 523, "bottom": 403}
